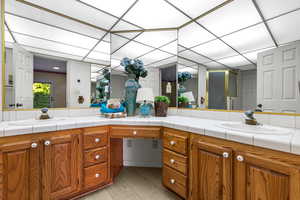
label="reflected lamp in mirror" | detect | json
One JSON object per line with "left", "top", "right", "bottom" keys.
{"left": 136, "top": 88, "right": 154, "bottom": 117}
{"left": 181, "top": 91, "right": 195, "bottom": 108}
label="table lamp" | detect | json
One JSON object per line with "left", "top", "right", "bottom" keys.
{"left": 181, "top": 91, "right": 195, "bottom": 108}
{"left": 136, "top": 88, "right": 154, "bottom": 117}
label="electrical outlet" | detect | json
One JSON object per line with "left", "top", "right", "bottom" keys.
{"left": 152, "top": 140, "right": 158, "bottom": 149}
{"left": 127, "top": 140, "right": 132, "bottom": 148}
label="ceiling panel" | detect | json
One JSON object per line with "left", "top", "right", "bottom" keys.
{"left": 267, "top": 10, "right": 300, "bottom": 45}
{"left": 204, "top": 61, "right": 226, "bottom": 69}
{"left": 222, "top": 23, "right": 275, "bottom": 53}
{"left": 87, "top": 51, "right": 110, "bottom": 62}
{"left": 138, "top": 50, "right": 172, "bottom": 65}
{"left": 112, "top": 40, "right": 154, "bottom": 60}
{"left": 178, "top": 22, "right": 216, "bottom": 48}
{"left": 134, "top": 30, "right": 177, "bottom": 48}
{"left": 218, "top": 55, "right": 251, "bottom": 68}
{"left": 198, "top": 0, "right": 262, "bottom": 37}
{"left": 93, "top": 41, "right": 111, "bottom": 54}
{"left": 91, "top": 64, "right": 106, "bottom": 73}
{"left": 25, "top": 0, "right": 117, "bottom": 29}
{"left": 179, "top": 50, "right": 211, "bottom": 64}
{"left": 243, "top": 47, "right": 274, "bottom": 63}
{"left": 160, "top": 40, "right": 177, "bottom": 55}
{"left": 256, "top": 0, "right": 300, "bottom": 19}
{"left": 111, "top": 34, "right": 130, "bottom": 53}
{"left": 167, "top": 0, "right": 227, "bottom": 18}
{"left": 123, "top": 0, "right": 190, "bottom": 29}
{"left": 112, "top": 20, "right": 142, "bottom": 31}
{"left": 146, "top": 55, "right": 177, "bottom": 67}
{"left": 178, "top": 57, "right": 197, "bottom": 67}
{"left": 5, "top": 0, "right": 107, "bottom": 39}
{"left": 78, "top": 0, "right": 136, "bottom": 18}
{"left": 14, "top": 33, "right": 89, "bottom": 57}
{"left": 5, "top": 14, "right": 98, "bottom": 49}
{"left": 192, "top": 39, "right": 238, "bottom": 60}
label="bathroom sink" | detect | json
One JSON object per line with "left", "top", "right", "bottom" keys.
{"left": 217, "top": 122, "right": 291, "bottom": 135}
{"left": 8, "top": 118, "right": 67, "bottom": 126}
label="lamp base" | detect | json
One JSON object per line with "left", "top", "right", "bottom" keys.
{"left": 139, "top": 103, "right": 152, "bottom": 117}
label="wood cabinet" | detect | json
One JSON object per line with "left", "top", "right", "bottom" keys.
{"left": 189, "top": 140, "right": 232, "bottom": 200}
{"left": 190, "top": 134, "right": 300, "bottom": 200}
{"left": 234, "top": 151, "right": 300, "bottom": 200}
{"left": 0, "top": 139, "right": 41, "bottom": 200}
{"left": 42, "top": 132, "right": 81, "bottom": 200}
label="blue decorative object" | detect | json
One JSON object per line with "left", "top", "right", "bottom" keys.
{"left": 178, "top": 71, "right": 192, "bottom": 95}
{"left": 100, "top": 103, "right": 125, "bottom": 113}
{"left": 139, "top": 103, "right": 153, "bottom": 117}
{"left": 121, "top": 57, "right": 148, "bottom": 116}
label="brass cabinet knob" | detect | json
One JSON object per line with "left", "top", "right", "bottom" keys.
{"left": 95, "top": 138, "right": 100, "bottom": 143}
{"left": 237, "top": 155, "right": 244, "bottom": 162}
{"left": 170, "top": 141, "right": 176, "bottom": 146}
{"left": 95, "top": 154, "right": 100, "bottom": 160}
{"left": 170, "top": 159, "right": 175, "bottom": 164}
{"left": 31, "top": 142, "right": 38, "bottom": 148}
{"left": 223, "top": 152, "right": 229, "bottom": 158}
{"left": 44, "top": 140, "right": 51, "bottom": 146}
{"left": 133, "top": 131, "right": 137, "bottom": 135}
{"left": 95, "top": 173, "right": 100, "bottom": 178}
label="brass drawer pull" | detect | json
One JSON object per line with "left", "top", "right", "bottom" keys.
{"left": 170, "top": 141, "right": 176, "bottom": 146}
{"left": 170, "top": 159, "right": 175, "bottom": 164}
{"left": 170, "top": 179, "right": 176, "bottom": 184}
{"left": 95, "top": 154, "right": 100, "bottom": 160}
{"left": 95, "top": 138, "right": 100, "bottom": 143}
{"left": 95, "top": 173, "right": 100, "bottom": 178}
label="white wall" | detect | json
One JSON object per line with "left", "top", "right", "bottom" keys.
{"left": 198, "top": 66, "right": 207, "bottom": 107}
{"left": 0, "top": 2, "right": 3, "bottom": 121}
{"left": 67, "top": 60, "right": 91, "bottom": 108}
{"left": 240, "top": 69, "right": 257, "bottom": 110}
{"left": 139, "top": 67, "right": 160, "bottom": 97}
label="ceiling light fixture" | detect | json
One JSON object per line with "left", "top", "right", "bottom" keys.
{"left": 53, "top": 67, "right": 60, "bottom": 70}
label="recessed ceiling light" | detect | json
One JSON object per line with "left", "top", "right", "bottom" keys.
{"left": 53, "top": 67, "right": 60, "bottom": 70}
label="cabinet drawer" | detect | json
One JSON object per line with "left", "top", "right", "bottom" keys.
{"left": 163, "top": 149, "right": 187, "bottom": 175}
{"left": 163, "top": 131, "right": 188, "bottom": 155}
{"left": 110, "top": 126, "right": 161, "bottom": 138}
{"left": 84, "top": 147, "right": 107, "bottom": 167}
{"left": 83, "top": 128, "right": 108, "bottom": 150}
{"left": 84, "top": 163, "right": 108, "bottom": 189}
{"left": 163, "top": 166, "right": 187, "bottom": 199}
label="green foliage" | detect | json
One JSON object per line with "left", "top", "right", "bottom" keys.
{"left": 154, "top": 96, "right": 170, "bottom": 104}
{"left": 178, "top": 96, "right": 189, "bottom": 103}
{"left": 33, "top": 83, "right": 51, "bottom": 108}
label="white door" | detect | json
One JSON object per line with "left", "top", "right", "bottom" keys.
{"left": 257, "top": 41, "right": 300, "bottom": 113}
{"left": 12, "top": 44, "right": 34, "bottom": 109}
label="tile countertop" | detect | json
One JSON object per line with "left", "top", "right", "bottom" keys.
{"left": 0, "top": 115, "right": 300, "bottom": 155}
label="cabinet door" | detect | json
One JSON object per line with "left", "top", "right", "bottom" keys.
{"left": 0, "top": 140, "right": 40, "bottom": 200}
{"left": 42, "top": 133, "right": 81, "bottom": 200}
{"left": 234, "top": 152, "right": 300, "bottom": 200}
{"left": 190, "top": 141, "right": 232, "bottom": 200}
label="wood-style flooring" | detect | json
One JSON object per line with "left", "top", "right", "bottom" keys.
{"left": 80, "top": 167, "right": 182, "bottom": 200}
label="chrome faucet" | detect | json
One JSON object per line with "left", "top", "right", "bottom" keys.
{"left": 244, "top": 110, "right": 258, "bottom": 125}
{"left": 39, "top": 108, "right": 50, "bottom": 120}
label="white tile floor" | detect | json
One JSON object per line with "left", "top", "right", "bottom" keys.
{"left": 80, "top": 167, "right": 182, "bottom": 200}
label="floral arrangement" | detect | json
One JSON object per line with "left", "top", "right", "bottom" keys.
{"left": 121, "top": 57, "right": 148, "bottom": 81}
{"left": 178, "top": 71, "right": 192, "bottom": 84}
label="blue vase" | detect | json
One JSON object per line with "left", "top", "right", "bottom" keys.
{"left": 125, "top": 75, "right": 140, "bottom": 116}
{"left": 139, "top": 103, "right": 152, "bottom": 117}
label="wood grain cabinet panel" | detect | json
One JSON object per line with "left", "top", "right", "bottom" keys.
{"left": 163, "top": 130, "right": 188, "bottom": 155}
{"left": 84, "top": 147, "right": 107, "bottom": 167}
{"left": 0, "top": 140, "right": 41, "bottom": 200}
{"left": 163, "top": 166, "right": 187, "bottom": 199}
{"left": 110, "top": 126, "right": 161, "bottom": 138}
{"left": 42, "top": 132, "right": 81, "bottom": 200}
{"left": 84, "top": 163, "right": 108, "bottom": 189}
{"left": 83, "top": 128, "right": 108, "bottom": 150}
{"left": 163, "top": 149, "right": 187, "bottom": 175}
{"left": 190, "top": 140, "right": 232, "bottom": 200}
{"left": 234, "top": 151, "right": 300, "bottom": 200}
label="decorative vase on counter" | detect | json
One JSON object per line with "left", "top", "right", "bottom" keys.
{"left": 125, "top": 74, "right": 140, "bottom": 116}
{"left": 121, "top": 57, "right": 148, "bottom": 116}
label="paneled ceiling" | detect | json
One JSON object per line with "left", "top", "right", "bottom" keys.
{"left": 4, "top": 0, "right": 300, "bottom": 70}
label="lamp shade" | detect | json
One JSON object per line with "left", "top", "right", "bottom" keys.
{"left": 182, "top": 91, "right": 195, "bottom": 102}
{"left": 136, "top": 88, "right": 154, "bottom": 103}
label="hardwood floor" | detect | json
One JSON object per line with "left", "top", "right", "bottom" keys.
{"left": 80, "top": 167, "right": 183, "bottom": 200}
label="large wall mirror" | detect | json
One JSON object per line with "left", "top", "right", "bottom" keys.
{"left": 177, "top": 1, "right": 300, "bottom": 114}
{"left": 110, "top": 30, "right": 178, "bottom": 107}
{"left": 3, "top": 0, "right": 111, "bottom": 110}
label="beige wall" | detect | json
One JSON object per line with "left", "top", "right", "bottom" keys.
{"left": 34, "top": 71, "right": 67, "bottom": 108}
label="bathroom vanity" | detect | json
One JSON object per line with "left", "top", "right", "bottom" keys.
{"left": 0, "top": 116, "right": 299, "bottom": 200}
